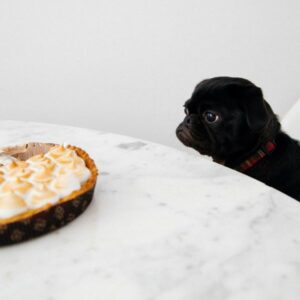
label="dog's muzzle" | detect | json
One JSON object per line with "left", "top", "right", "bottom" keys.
{"left": 176, "top": 123, "right": 194, "bottom": 147}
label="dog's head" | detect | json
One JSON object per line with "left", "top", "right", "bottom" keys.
{"left": 176, "top": 77, "right": 280, "bottom": 163}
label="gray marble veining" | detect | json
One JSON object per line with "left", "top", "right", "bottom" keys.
{"left": 0, "top": 120, "right": 300, "bottom": 300}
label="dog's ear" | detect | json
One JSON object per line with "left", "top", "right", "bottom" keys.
{"left": 228, "top": 83, "right": 269, "bottom": 131}
{"left": 242, "top": 86, "right": 269, "bottom": 131}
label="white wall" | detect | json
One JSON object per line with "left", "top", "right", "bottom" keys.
{"left": 0, "top": 0, "right": 299, "bottom": 151}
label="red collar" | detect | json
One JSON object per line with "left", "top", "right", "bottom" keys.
{"left": 238, "top": 141, "right": 276, "bottom": 172}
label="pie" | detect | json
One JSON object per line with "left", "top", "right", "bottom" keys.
{"left": 0, "top": 143, "right": 98, "bottom": 245}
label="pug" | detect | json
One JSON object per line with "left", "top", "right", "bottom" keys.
{"left": 176, "top": 76, "right": 300, "bottom": 201}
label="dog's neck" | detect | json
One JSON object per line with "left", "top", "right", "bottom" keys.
{"left": 219, "top": 138, "right": 277, "bottom": 171}
{"left": 236, "top": 140, "right": 276, "bottom": 172}
{"left": 217, "top": 117, "right": 281, "bottom": 170}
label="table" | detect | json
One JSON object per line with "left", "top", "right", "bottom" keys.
{"left": 1, "top": 120, "right": 300, "bottom": 300}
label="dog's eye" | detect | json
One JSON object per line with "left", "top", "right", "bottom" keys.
{"left": 203, "top": 111, "right": 220, "bottom": 124}
{"left": 184, "top": 107, "right": 189, "bottom": 115}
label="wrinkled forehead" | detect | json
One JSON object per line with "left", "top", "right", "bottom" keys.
{"left": 185, "top": 88, "right": 240, "bottom": 113}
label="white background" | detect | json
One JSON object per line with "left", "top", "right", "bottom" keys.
{"left": 0, "top": 0, "right": 299, "bottom": 151}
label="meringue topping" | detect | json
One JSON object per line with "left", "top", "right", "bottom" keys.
{"left": 2, "top": 178, "right": 33, "bottom": 196}
{"left": 0, "top": 191, "right": 27, "bottom": 219}
{"left": 50, "top": 175, "right": 81, "bottom": 198}
{"left": 0, "top": 145, "right": 91, "bottom": 219}
{"left": 28, "top": 183, "right": 59, "bottom": 208}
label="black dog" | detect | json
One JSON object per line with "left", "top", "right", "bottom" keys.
{"left": 176, "top": 76, "right": 300, "bottom": 201}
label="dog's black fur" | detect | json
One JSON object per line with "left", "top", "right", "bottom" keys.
{"left": 176, "top": 76, "right": 300, "bottom": 201}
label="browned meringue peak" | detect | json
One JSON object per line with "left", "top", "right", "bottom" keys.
{"left": 56, "top": 156, "right": 85, "bottom": 169}
{"left": 50, "top": 152, "right": 79, "bottom": 167}
{"left": 26, "top": 154, "right": 44, "bottom": 163}
{"left": 28, "top": 183, "right": 58, "bottom": 207}
{"left": 0, "top": 160, "right": 32, "bottom": 179}
{"left": 30, "top": 168, "right": 54, "bottom": 183}
{"left": 0, "top": 191, "right": 27, "bottom": 219}
{"left": 57, "top": 168, "right": 67, "bottom": 176}
{"left": 28, "top": 154, "right": 52, "bottom": 164}
{"left": 1, "top": 160, "right": 27, "bottom": 169}
{"left": 73, "top": 168, "right": 91, "bottom": 183}
{"left": 28, "top": 155, "right": 56, "bottom": 171}
{"left": 55, "top": 155, "right": 75, "bottom": 165}
{"left": 1, "top": 160, "right": 19, "bottom": 174}
{"left": 51, "top": 175, "right": 81, "bottom": 197}
{"left": 0, "top": 191, "right": 27, "bottom": 208}
{"left": 46, "top": 145, "right": 72, "bottom": 160}
{"left": 54, "top": 157, "right": 90, "bottom": 183}
{"left": 0, "top": 153, "right": 18, "bottom": 166}
{"left": 1, "top": 178, "right": 33, "bottom": 195}
{"left": 14, "top": 161, "right": 29, "bottom": 168}
{"left": 6, "top": 165, "right": 33, "bottom": 179}
{"left": 60, "top": 148, "right": 77, "bottom": 159}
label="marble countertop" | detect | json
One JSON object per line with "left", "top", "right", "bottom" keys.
{"left": 1, "top": 120, "right": 300, "bottom": 300}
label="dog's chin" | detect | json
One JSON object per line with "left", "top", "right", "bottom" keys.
{"left": 176, "top": 127, "right": 211, "bottom": 155}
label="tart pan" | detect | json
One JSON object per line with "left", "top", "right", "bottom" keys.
{"left": 0, "top": 143, "right": 98, "bottom": 246}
